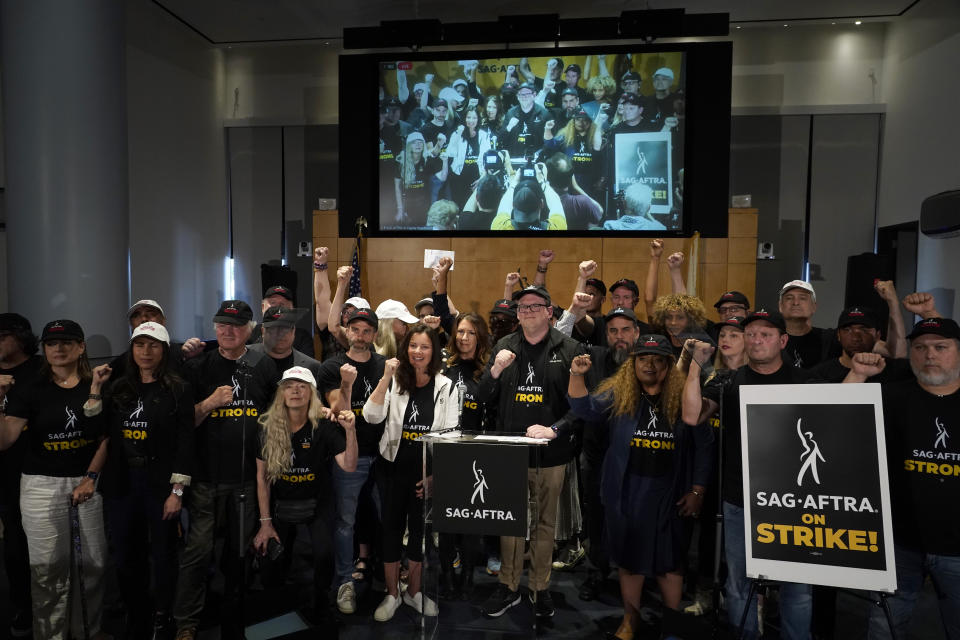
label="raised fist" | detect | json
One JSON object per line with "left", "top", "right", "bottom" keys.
{"left": 851, "top": 352, "right": 886, "bottom": 378}
{"left": 384, "top": 358, "right": 399, "bottom": 378}
{"left": 422, "top": 315, "right": 441, "bottom": 331}
{"left": 494, "top": 350, "right": 517, "bottom": 371}
{"left": 666, "top": 251, "right": 684, "bottom": 269}
{"left": 650, "top": 239, "right": 664, "bottom": 258}
{"left": 314, "top": 246, "right": 329, "bottom": 263}
{"left": 337, "top": 265, "right": 353, "bottom": 283}
{"left": 337, "top": 409, "right": 356, "bottom": 429}
{"left": 902, "top": 292, "right": 937, "bottom": 317}
{"left": 456, "top": 125, "right": 465, "bottom": 137}
{"left": 571, "top": 291, "right": 592, "bottom": 310}
{"left": 538, "top": 249, "right": 555, "bottom": 265}
{"left": 579, "top": 260, "right": 598, "bottom": 278}
{"left": 507, "top": 117, "right": 520, "bottom": 132}
{"left": 570, "top": 354, "right": 592, "bottom": 375}
{"left": 340, "top": 363, "right": 357, "bottom": 386}
{"left": 505, "top": 272, "right": 521, "bottom": 287}
{"left": 437, "top": 256, "right": 453, "bottom": 273}
{"left": 544, "top": 120, "right": 555, "bottom": 132}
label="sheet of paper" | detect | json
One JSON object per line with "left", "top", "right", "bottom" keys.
{"left": 424, "top": 249, "right": 455, "bottom": 270}
{"left": 473, "top": 434, "right": 550, "bottom": 444}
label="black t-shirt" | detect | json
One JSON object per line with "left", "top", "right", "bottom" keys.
{"left": 421, "top": 121, "right": 454, "bottom": 156}
{"left": 0, "top": 356, "right": 43, "bottom": 501}
{"left": 258, "top": 421, "right": 345, "bottom": 503}
{"left": 784, "top": 327, "right": 841, "bottom": 369}
{"left": 443, "top": 359, "right": 483, "bottom": 430}
{"left": 184, "top": 350, "right": 278, "bottom": 484}
{"left": 881, "top": 379, "right": 960, "bottom": 555}
{"left": 572, "top": 314, "right": 607, "bottom": 346}
{"left": 806, "top": 357, "right": 914, "bottom": 384}
{"left": 270, "top": 353, "right": 295, "bottom": 374}
{"left": 504, "top": 339, "right": 549, "bottom": 433}
{"left": 627, "top": 394, "right": 675, "bottom": 477}
{"left": 500, "top": 104, "right": 550, "bottom": 158}
{"left": 5, "top": 378, "right": 105, "bottom": 478}
{"left": 317, "top": 352, "right": 386, "bottom": 457}
{"left": 115, "top": 380, "right": 162, "bottom": 459}
{"left": 704, "top": 362, "right": 813, "bottom": 505}
{"left": 400, "top": 379, "right": 436, "bottom": 446}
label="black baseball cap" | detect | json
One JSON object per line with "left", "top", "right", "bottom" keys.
{"left": 584, "top": 278, "right": 607, "bottom": 296}
{"left": 610, "top": 278, "right": 640, "bottom": 297}
{"left": 0, "top": 313, "right": 32, "bottom": 334}
{"left": 620, "top": 92, "right": 642, "bottom": 106}
{"left": 512, "top": 284, "right": 551, "bottom": 306}
{"left": 907, "top": 317, "right": 960, "bottom": 341}
{"left": 742, "top": 309, "right": 786, "bottom": 333}
{"left": 345, "top": 307, "right": 378, "bottom": 329}
{"left": 517, "top": 82, "right": 537, "bottom": 94}
{"left": 561, "top": 87, "right": 578, "bottom": 98}
{"left": 262, "top": 306, "right": 302, "bottom": 328}
{"left": 512, "top": 179, "right": 545, "bottom": 223}
{"left": 41, "top": 319, "right": 84, "bottom": 343}
{"left": 605, "top": 307, "right": 639, "bottom": 326}
{"left": 564, "top": 63, "right": 582, "bottom": 74}
{"left": 573, "top": 108, "right": 591, "bottom": 120}
{"left": 714, "top": 291, "right": 750, "bottom": 309}
{"left": 414, "top": 297, "right": 435, "bottom": 312}
{"left": 633, "top": 334, "right": 674, "bottom": 358}
{"left": 264, "top": 285, "right": 293, "bottom": 301}
{"left": 621, "top": 70, "right": 641, "bottom": 83}
{"left": 709, "top": 316, "right": 745, "bottom": 342}
{"left": 213, "top": 300, "right": 253, "bottom": 325}
{"left": 837, "top": 307, "right": 880, "bottom": 330}
{"left": 490, "top": 299, "right": 518, "bottom": 318}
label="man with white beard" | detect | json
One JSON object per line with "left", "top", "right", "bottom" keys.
{"left": 847, "top": 315, "right": 960, "bottom": 639}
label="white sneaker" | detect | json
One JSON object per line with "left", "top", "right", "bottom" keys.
{"left": 374, "top": 594, "right": 400, "bottom": 622}
{"left": 402, "top": 590, "right": 438, "bottom": 616}
{"left": 336, "top": 581, "right": 356, "bottom": 614}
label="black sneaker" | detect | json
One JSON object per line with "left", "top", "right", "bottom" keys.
{"left": 530, "top": 589, "right": 555, "bottom": 618}
{"left": 481, "top": 584, "right": 521, "bottom": 617}
{"left": 579, "top": 573, "right": 602, "bottom": 601}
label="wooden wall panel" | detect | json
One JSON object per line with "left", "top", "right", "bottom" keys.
{"left": 313, "top": 209, "right": 758, "bottom": 324}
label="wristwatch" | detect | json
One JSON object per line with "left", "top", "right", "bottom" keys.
{"left": 86, "top": 471, "right": 99, "bottom": 481}
{"left": 171, "top": 486, "right": 184, "bottom": 497}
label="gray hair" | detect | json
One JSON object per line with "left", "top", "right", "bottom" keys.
{"left": 623, "top": 183, "right": 653, "bottom": 218}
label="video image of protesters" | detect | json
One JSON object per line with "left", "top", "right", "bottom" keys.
{"left": 377, "top": 51, "right": 686, "bottom": 233}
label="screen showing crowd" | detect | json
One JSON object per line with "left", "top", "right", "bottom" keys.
{"left": 378, "top": 52, "right": 686, "bottom": 233}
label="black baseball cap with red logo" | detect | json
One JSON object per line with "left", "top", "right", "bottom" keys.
{"left": 213, "top": 300, "right": 253, "bottom": 325}
{"left": 489, "top": 299, "right": 518, "bottom": 318}
{"left": 264, "top": 285, "right": 294, "bottom": 301}
{"left": 262, "top": 306, "right": 302, "bottom": 328}
{"left": 713, "top": 291, "right": 750, "bottom": 309}
{"left": 632, "top": 334, "right": 674, "bottom": 358}
{"left": 742, "top": 309, "right": 786, "bottom": 333}
{"left": 345, "top": 307, "right": 378, "bottom": 329}
{"left": 41, "top": 319, "right": 84, "bottom": 343}
{"left": 907, "top": 317, "right": 960, "bottom": 341}
{"left": 837, "top": 306, "right": 880, "bottom": 330}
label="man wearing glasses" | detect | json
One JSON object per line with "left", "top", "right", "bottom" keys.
{"left": 478, "top": 284, "right": 584, "bottom": 619}
{"left": 714, "top": 291, "right": 751, "bottom": 323}
{"left": 499, "top": 82, "right": 550, "bottom": 160}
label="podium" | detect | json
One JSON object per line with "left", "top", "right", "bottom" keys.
{"left": 416, "top": 431, "right": 549, "bottom": 639}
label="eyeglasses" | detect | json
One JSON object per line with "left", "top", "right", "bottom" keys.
{"left": 718, "top": 305, "right": 747, "bottom": 315}
{"left": 517, "top": 303, "right": 547, "bottom": 313}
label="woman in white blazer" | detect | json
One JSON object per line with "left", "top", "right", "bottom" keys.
{"left": 362, "top": 324, "right": 458, "bottom": 622}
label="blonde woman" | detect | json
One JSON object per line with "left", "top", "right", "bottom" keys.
{"left": 254, "top": 366, "right": 358, "bottom": 627}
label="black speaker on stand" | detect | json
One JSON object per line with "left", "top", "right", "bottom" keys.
{"left": 845, "top": 252, "right": 895, "bottom": 338}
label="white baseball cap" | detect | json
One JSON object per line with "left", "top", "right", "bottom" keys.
{"left": 281, "top": 366, "right": 317, "bottom": 387}
{"left": 376, "top": 299, "right": 419, "bottom": 324}
{"left": 130, "top": 321, "right": 170, "bottom": 345}
{"left": 779, "top": 280, "right": 817, "bottom": 301}
{"left": 127, "top": 299, "right": 164, "bottom": 318}
{"left": 344, "top": 296, "right": 371, "bottom": 310}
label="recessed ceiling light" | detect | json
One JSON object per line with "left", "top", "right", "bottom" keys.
{"left": 783, "top": 23, "right": 789, "bottom": 27}
{"left": 855, "top": 20, "right": 862, "bottom": 25}
{"left": 831, "top": 22, "right": 836, "bottom": 25}
{"left": 735, "top": 25, "right": 741, "bottom": 29}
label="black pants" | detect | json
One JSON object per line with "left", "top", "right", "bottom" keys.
{"left": 378, "top": 446, "right": 426, "bottom": 563}
{"left": 106, "top": 468, "right": 180, "bottom": 619}
{"left": 580, "top": 454, "right": 609, "bottom": 576}
{"left": 260, "top": 504, "right": 336, "bottom": 612}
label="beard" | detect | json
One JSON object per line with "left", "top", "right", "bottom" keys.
{"left": 612, "top": 346, "right": 631, "bottom": 365}
{"left": 914, "top": 362, "right": 960, "bottom": 387}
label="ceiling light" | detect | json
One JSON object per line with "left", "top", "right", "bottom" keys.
{"left": 855, "top": 20, "right": 862, "bottom": 25}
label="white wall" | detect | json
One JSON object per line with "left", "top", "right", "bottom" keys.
{"left": 126, "top": 0, "right": 228, "bottom": 340}
{"left": 876, "top": 0, "right": 960, "bottom": 317}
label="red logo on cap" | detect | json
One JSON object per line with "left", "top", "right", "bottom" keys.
{"left": 357, "top": 310, "right": 369, "bottom": 316}
{"left": 723, "top": 293, "right": 734, "bottom": 299}
{"left": 849, "top": 310, "right": 864, "bottom": 317}
{"left": 755, "top": 311, "right": 769, "bottom": 317}
{"left": 644, "top": 339, "right": 658, "bottom": 347}
{"left": 497, "top": 303, "right": 509, "bottom": 309}
{"left": 50, "top": 325, "right": 64, "bottom": 332}
{"left": 225, "top": 308, "right": 238, "bottom": 314}
{"left": 922, "top": 319, "right": 939, "bottom": 326}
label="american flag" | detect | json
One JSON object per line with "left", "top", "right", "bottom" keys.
{"left": 349, "top": 240, "right": 362, "bottom": 298}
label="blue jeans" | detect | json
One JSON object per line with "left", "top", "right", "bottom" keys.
{"left": 868, "top": 544, "right": 960, "bottom": 639}
{"left": 723, "top": 501, "right": 812, "bottom": 640}
{"left": 333, "top": 455, "right": 378, "bottom": 586}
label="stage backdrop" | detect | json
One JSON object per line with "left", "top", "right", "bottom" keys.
{"left": 740, "top": 383, "right": 896, "bottom": 592}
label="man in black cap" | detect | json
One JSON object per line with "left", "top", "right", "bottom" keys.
{"left": 553, "top": 87, "right": 582, "bottom": 129}
{"left": 609, "top": 92, "right": 677, "bottom": 135}
{"left": 249, "top": 285, "right": 315, "bottom": 357}
{"left": 609, "top": 278, "right": 643, "bottom": 313}
{"left": 620, "top": 70, "right": 642, "bottom": 96}
{"left": 562, "top": 63, "right": 590, "bottom": 103}
{"left": 478, "top": 284, "right": 584, "bottom": 619}
{"left": 499, "top": 82, "right": 550, "bottom": 160}
{"left": 848, "top": 317, "right": 960, "bottom": 639}
{"left": 491, "top": 164, "right": 568, "bottom": 231}
{"left": 714, "top": 291, "right": 751, "bottom": 323}
{"left": 247, "top": 306, "right": 322, "bottom": 382}
{"left": 698, "top": 309, "right": 814, "bottom": 640}
{"left": 172, "top": 300, "right": 279, "bottom": 640}
{"left": 808, "top": 306, "right": 911, "bottom": 383}
{"left": 570, "top": 259, "right": 609, "bottom": 346}
{"left": 316, "top": 307, "right": 387, "bottom": 616}
{"left": 0, "top": 313, "right": 41, "bottom": 637}
{"left": 489, "top": 298, "right": 519, "bottom": 345}
{"left": 380, "top": 99, "right": 413, "bottom": 214}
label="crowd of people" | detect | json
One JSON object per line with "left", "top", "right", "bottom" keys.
{"left": 379, "top": 54, "right": 684, "bottom": 231}
{"left": 0, "top": 242, "right": 957, "bottom": 640}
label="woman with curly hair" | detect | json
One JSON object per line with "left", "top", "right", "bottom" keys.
{"left": 651, "top": 293, "right": 709, "bottom": 358}
{"left": 254, "top": 366, "right": 358, "bottom": 626}
{"left": 363, "top": 325, "right": 459, "bottom": 622}
{"left": 581, "top": 75, "right": 617, "bottom": 123}
{"left": 563, "top": 335, "right": 713, "bottom": 640}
